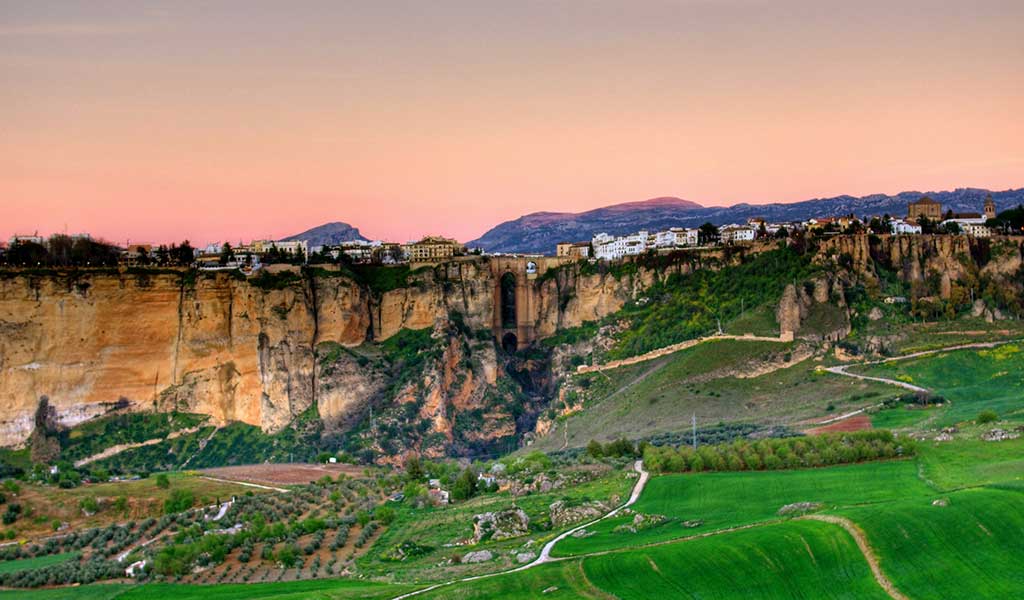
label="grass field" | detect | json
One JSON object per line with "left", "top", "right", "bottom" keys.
{"left": 533, "top": 339, "right": 897, "bottom": 451}
{"left": 853, "top": 344, "right": 1024, "bottom": 426}
{"left": 583, "top": 519, "right": 889, "bottom": 600}
{"left": 838, "top": 487, "right": 1024, "bottom": 599}
{"left": 0, "top": 552, "right": 77, "bottom": 575}
{"left": 554, "top": 459, "right": 931, "bottom": 556}
{"left": 0, "top": 579, "right": 412, "bottom": 600}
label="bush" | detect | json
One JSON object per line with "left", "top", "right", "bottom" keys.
{"left": 155, "top": 474, "right": 170, "bottom": 489}
{"left": 79, "top": 497, "right": 99, "bottom": 514}
{"left": 164, "top": 489, "right": 194, "bottom": 514}
{"left": 977, "top": 410, "right": 999, "bottom": 424}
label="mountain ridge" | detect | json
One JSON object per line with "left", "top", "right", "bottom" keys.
{"left": 468, "top": 187, "right": 1024, "bottom": 253}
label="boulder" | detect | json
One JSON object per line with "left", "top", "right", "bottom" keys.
{"left": 462, "top": 550, "right": 493, "bottom": 563}
{"left": 473, "top": 508, "right": 529, "bottom": 542}
{"left": 548, "top": 500, "right": 608, "bottom": 528}
{"left": 515, "top": 551, "right": 536, "bottom": 564}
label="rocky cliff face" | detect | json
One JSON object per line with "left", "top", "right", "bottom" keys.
{"left": 0, "top": 259, "right": 645, "bottom": 449}
{"left": 816, "top": 234, "right": 1024, "bottom": 299}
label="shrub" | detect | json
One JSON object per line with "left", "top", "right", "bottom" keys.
{"left": 977, "top": 410, "right": 999, "bottom": 424}
{"left": 155, "top": 474, "right": 170, "bottom": 489}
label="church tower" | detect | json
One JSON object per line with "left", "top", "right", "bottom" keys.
{"left": 984, "top": 195, "right": 996, "bottom": 220}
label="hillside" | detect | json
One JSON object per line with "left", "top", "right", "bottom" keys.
{"left": 280, "top": 221, "right": 368, "bottom": 246}
{"left": 469, "top": 187, "right": 1024, "bottom": 253}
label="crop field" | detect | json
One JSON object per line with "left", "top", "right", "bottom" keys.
{"left": 0, "top": 551, "right": 77, "bottom": 575}
{"left": 852, "top": 344, "right": 1024, "bottom": 425}
{"left": 583, "top": 519, "right": 889, "bottom": 599}
{"left": 838, "top": 487, "right": 1024, "bottom": 599}
{"left": 554, "top": 458, "right": 930, "bottom": 556}
{"left": 534, "top": 339, "right": 897, "bottom": 451}
{"left": 201, "top": 463, "right": 365, "bottom": 486}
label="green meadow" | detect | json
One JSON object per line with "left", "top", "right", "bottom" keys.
{"left": 554, "top": 458, "right": 931, "bottom": 556}
{"left": 854, "top": 344, "right": 1024, "bottom": 426}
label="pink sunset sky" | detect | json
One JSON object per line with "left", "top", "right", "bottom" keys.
{"left": 2, "top": 0, "right": 1023, "bottom": 245}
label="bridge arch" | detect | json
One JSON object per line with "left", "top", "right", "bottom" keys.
{"left": 500, "top": 271, "right": 517, "bottom": 329}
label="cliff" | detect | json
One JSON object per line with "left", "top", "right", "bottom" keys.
{"left": 0, "top": 258, "right": 644, "bottom": 448}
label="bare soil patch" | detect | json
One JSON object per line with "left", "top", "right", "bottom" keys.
{"left": 805, "top": 414, "right": 872, "bottom": 435}
{"left": 201, "top": 463, "right": 364, "bottom": 486}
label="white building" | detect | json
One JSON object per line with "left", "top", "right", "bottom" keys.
{"left": 652, "top": 227, "right": 697, "bottom": 248}
{"left": 8, "top": 235, "right": 44, "bottom": 246}
{"left": 720, "top": 226, "right": 755, "bottom": 244}
{"left": 593, "top": 231, "right": 649, "bottom": 261}
{"left": 941, "top": 218, "right": 992, "bottom": 238}
{"left": 890, "top": 220, "right": 922, "bottom": 235}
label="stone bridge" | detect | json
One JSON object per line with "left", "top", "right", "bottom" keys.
{"left": 487, "top": 256, "right": 572, "bottom": 352}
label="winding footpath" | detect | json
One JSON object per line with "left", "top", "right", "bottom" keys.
{"left": 826, "top": 338, "right": 1022, "bottom": 393}
{"left": 390, "top": 460, "right": 649, "bottom": 600}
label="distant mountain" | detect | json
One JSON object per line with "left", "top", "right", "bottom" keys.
{"left": 468, "top": 188, "right": 1024, "bottom": 254}
{"left": 469, "top": 197, "right": 703, "bottom": 253}
{"left": 281, "top": 222, "right": 368, "bottom": 246}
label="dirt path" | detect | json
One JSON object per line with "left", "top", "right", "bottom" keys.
{"left": 801, "top": 514, "right": 909, "bottom": 600}
{"left": 73, "top": 426, "right": 202, "bottom": 467}
{"left": 576, "top": 333, "right": 792, "bottom": 374}
{"left": 389, "top": 460, "right": 650, "bottom": 600}
{"left": 199, "top": 475, "right": 290, "bottom": 493}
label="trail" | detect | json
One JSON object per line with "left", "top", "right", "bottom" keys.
{"left": 389, "top": 460, "right": 649, "bottom": 600}
{"left": 576, "top": 333, "right": 791, "bottom": 374}
{"left": 73, "top": 426, "right": 202, "bottom": 468}
{"left": 801, "top": 514, "right": 909, "bottom": 600}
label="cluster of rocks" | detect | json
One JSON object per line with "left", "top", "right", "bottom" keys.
{"left": 612, "top": 512, "right": 668, "bottom": 534}
{"left": 548, "top": 500, "right": 608, "bottom": 528}
{"left": 777, "top": 502, "right": 823, "bottom": 516}
{"left": 472, "top": 508, "right": 530, "bottom": 543}
{"left": 981, "top": 428, "right": 1021, "bottom": 442}
{"left": 505, "top": 472, "right": 566, "bottom": 497}
{"left": 934, "top": 427, "right": 958, "bottom": 442}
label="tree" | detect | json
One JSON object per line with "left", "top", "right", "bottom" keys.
{"left": 698, "top": 222, "right": 720, "bottom": 245}
{"left": 405, "top": 455, "right": 425, "bottom": 481}
{"left": 155, "top": 473, "right": 170, "bottom": 489}
{"left": 586, "top": 440, "right": 604, "bottom": 458}
{"left": 977, "top": 410, "right": 998, "bottom": 424}
{"left": 451, "top": 467, "right": 478, "bottom": 501}
{"left": 164, "top": 489, "right": 194, "bottom": 514}
{"left": 218, "top": 243, "right": 235, "bottom": 266}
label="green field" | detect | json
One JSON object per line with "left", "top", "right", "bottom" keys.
{"left": 583, "top": 520, "right": 888, "bottom": 600}
{"left": 839, "top": 487, "right": 1024, "bottom": 599}
{"left": 0, "top": 579, "right": 412, "bottom": 600}
{"left": 0, "top": 552, "right": 78, "bottom": 575}
{"left": 555, "top": 459, "right": 930, "bottom": 556}
{"left": 533, "top": 339, "right": 897, "bottom": 451}
{"left": 853, "top": 344, "right": 1024, "bottom": 426}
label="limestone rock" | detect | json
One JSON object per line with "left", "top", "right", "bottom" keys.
{"left": 473, "top": 508, "right": 529, "bottom": 542}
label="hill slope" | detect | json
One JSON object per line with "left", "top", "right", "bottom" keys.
{"left": 469, "top": 187, "right": 1024, "bottom": 253}
{"left": 280, "top": 221, "right": 368, "bottom": 246}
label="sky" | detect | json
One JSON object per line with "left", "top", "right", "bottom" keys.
{"left": 2, "top": 1, "right": 1023, "bottom": 245}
